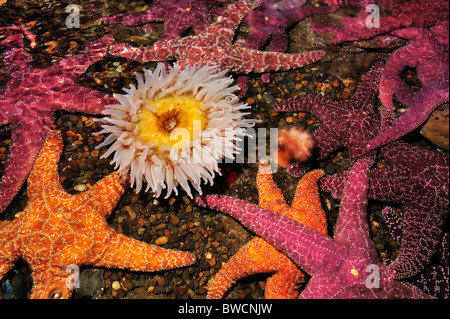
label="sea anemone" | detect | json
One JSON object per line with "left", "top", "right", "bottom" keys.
{"left": 275, "top": 125, "right": 314, "bottom": 168}
{"left": 95, "top": 63, "right": 257, "bottom": 198}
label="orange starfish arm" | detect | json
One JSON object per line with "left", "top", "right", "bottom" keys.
{"left": 208, "top": 164, "right": 327, "bottom": 299}
{"left": 256, "top": 163, "right": 288, "bottom": 212}
{"left": 207, "top": 237, "right": 304, "bottom": 299}
{"left": 91, "top": 231, "right": 196, "bottom": 272}
{"left": 30, "top": 264, "right": 74, "bottom": 299}
{"left": 0, "top": 221, "right": 20, "bottom": 279}
{"left": 291, "top": 169, "right": 327, "bottom": 234}
{"left": 75, "top": 172, "right": 126, "bottom": 220}
{"left": 257, "top": 163, "right": 326, "bottom": 231}
{"left": 26, "top": 130, "right": 66, "bottom": 200}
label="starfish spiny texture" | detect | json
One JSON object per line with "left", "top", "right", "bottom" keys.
{"left": 367, "top": 27, "right": 449, "bottom": 149}
{"left": 196, "top": 158, "right": 432, "bottom": 298}
{"left": 236, "top": 0, "right": 337, "bottom": 96}
{"left": 207, "top": 163, "right": 326, "bottom": 299}
{"left": 321, "top": 140, "right": 449, "bottom": 280}
{"left": 108, "top": 0, "right": 326, "bottom": 84}
{"left": 383, "top": 209, "right": 449, "bottom": 299}
{"left": 272, "top": 61, "right": 384, "bottom": 176}
{"left": 99, "top": 0, "right": 233, "bottom": 41}
{"left": 0, "top": 130, "right": 196, "bottom": 299}
{"left": 311, "top": 0, "right": 449, "bottom": 43}
{"left": 0, "top": 26, "right": 118, "bottom": 214}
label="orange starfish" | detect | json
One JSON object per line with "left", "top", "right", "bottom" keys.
{"left": 207, "top": 163, "right": 326, "bottom": 299}
{"left": 0, "top": 130, "right": 196, "bottom": 299}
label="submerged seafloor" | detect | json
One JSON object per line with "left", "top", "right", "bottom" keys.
{"left": 0, "top": 0, "right": 448, "bottom": 299}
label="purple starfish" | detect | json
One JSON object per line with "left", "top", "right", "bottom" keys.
{"left": 236, "top": 0, "right": 338, "bottom": 97}
{"left": 0, "top": 26, "right": 118, "bottom": 213}
{"left": 366, "top": 27, "right": 449, "bottom": 150}
{"left": 384, "top": 207, "right": 449, "bottom": 298}
{"left": 196, "top": 158, "right": 432, "bottom": 298}
{"left": 108, "top": 0, "right": 326, "bottom": 89}
{"left": 311, "top": 0, "right": 449, "bottom": 43}
{"left": 272, "top": 61, "right": 384, "bottom": 176}
{"left": 410, "top": 231, "right": 448, "bottom": 299}
{"left": 320, "top": 138, "right": 449, "bottom": 280}
{"left": 98, "top": 0, "right": 234, "bottom": 41}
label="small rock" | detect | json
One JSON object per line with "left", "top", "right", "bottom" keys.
{"left": 112, "top": 281, "right": 121, "bottom": 290}
{"left": 170, "top": 215, "right": 180, "bottom": 226}
{"left": 155, "top": 236, "right": 169, "bottom": 245}
{"left": 74, "top": 184, "right": 88, "bottom": 192}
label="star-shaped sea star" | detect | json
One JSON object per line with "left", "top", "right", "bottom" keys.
{"left": 236, "top": 0, "right": 338, "bottom": 97}
{"left": 367, "top": 27, "right": 449, "bottom": 150}
{"left": 320, "top": 139, "right": 449, "bottom": 280}
{"left": 311, "top": 0, "right": 449, "bottom": 43}
{"left": 0, "top": 26, "right": 118, "bottom": 213}
{"left": 99, "top": 0, "right": 233, "bottom": 41}
{"left": 0, "top": 130, "right": 196, "bottom": 299}
{"left": 207, "top": 162, "right": 326, "bottom": 299}
{"left": 108, "top": 0, "right": 326, "bottom": 89}
{"left": 196, "top": 158, "right": 432, "bottom": 298}
{"left": 272, "top": 61, "right": 384, "bottom": 176}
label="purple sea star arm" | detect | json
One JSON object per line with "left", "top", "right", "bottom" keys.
{"left": 214, "top": 0, "right": 262, "bottom": 34}
{"left": 53, "top": 35, "right": 115, "bottom": 79}
{"left": 235, "top": 47, "right": 326, "bottom": 73}
{"left": 48, "top": 86, "right": 118, "bottom": 114}
{"left": 109, "top": 39, "right": 178, "bottom": 62}
{"left": 332, "top": 158, "right": 379, "bottom": 261}
{"left": 351, "top": 61, "right": 385, "bottom": 110}
{"left": 373, "top": 143, "right": 449, "bottom": 279}
{"left": 311, "top": 0, "right": 449, "bottom": 43}
{"left": 195, "top": 195, "right": 347, "bottom": 277}
{"left": 273, "top": 94, "right": 341, "bottom": 122}
{"left": 385, "top": 200, "right": 446, "bottom": 280}
{"left": 100, "top": 5, "right": 167, "bottom": 26}
{"left": 0, "top": 122, "right": 49, "bottom": 213}
{"left": 367, "top": 79, "right": 449, "bottom": 149}
{"left": 0, "top": 24, "right": 35, "bottom": 73}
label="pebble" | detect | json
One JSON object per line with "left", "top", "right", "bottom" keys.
{"left": 73, "top": 184, "right": 88, "bottom": 192}
{"left": 112, "top": 281, "right": 121, "bottom": 290}
{"left": 155, "top": 236, "right": 169, "bottom": 245}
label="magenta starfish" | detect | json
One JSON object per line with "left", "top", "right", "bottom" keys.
{"left": 236, "top": 0, "right": 338, "bottom": 97}
{"left": 272, "top": 61, "right": 384, "bottom": 176}
{"left": 196, "top": 158, "right": 432, "bottom": 298}
{"left": 311, "top": 0, "right": 449, "bottom": 43}
{"left": 384, "top": 208, "right": 449, "bottom": 299}
{"left": 410, "top": 231, "right": 449, "bottom": 299}
{"left": 321, "top": 137, "right": 449, "bottom": 280}
{"left": 0, "top": 26, "right": 118, "bottom": 213}
{"left": 366, "top": 27, "right": 449, "bottom": 150}
{"left": 108, "top": 0, "right": 326, "bottom": 85}
{"left": 98, "top": 0, "right": 234, "bottom": 41}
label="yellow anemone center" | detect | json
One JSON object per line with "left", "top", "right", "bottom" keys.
{"left": 137, "top": 94, "right": 208, "bottom": 152}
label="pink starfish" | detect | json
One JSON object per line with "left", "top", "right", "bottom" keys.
{"left": 98, "top": 0, "right": 234, "bottom": 41}
{"left": 311, "top": 0, "right": 449, "bottom": 43}
{"left": 272, "top": 61, "right": 384, "bottom": 177}
{"left": 236, "top": 0, "right": 338, "bottom": 97}
{"left": 0, "top": 25, "right": 117, "bottom": 213}
{"left": 108, "top": 0, "right": 326, "bottom": 85}
{"left": 366, "top": 27, "right": 449, "bottom": 150}
{"left": 197, "top": 158, "right": 432, "bottom": 298}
